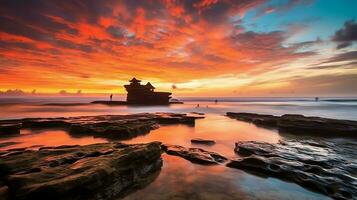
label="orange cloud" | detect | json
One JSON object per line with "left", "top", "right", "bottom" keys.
{"left": 1, "top": 0, "right": 341, "bottom": 96}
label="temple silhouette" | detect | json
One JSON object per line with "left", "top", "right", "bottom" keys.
{"left": 124, "top": 78, "right": 172, "bottom": 105}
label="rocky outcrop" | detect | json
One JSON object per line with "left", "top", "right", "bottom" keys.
{"left": 190, "top": 138, "right": 215, "bottom": 145}
{"left": 0, "top": 113, "right": 203, "bottom": 139}
{"left": 0, "top": 142, "right": 19, "bottom": 149}
{"left": 0, "top": 142, "right": 162, "bottom": 200}
{"left": 91, "top": 101, "right": 128, "bottom": 105}
{"left": 0, "top": 123, "right": 21, "bottom": 136}
{"left": 227, "top": 112, "right": 357, "bottom": 136}
{"left": 227, "top": 140, "right": 357, "bottom": 200}
{"left": 161, "top": 144, "right": 227, "bottom": 165}
{"left": 91, "top": 101, "right": 183, "bottom": 105}
{"left": 189, "top": 112, "right": 205, "bottom": 115}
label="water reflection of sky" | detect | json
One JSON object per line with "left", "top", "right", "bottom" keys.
{"left": 122, "top": 154, "right": 329, "bottom": 200}
{"left": 125, "top": 115, "right": 280, "bottom": 158}
{"left": 0, "top": 129, "right": 107, "bottom": 150}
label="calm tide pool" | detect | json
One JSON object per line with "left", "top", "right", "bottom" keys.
{"left": 0, "top": 129, "right": 108, "bottom": 150}
{"left": 124, "top": 114, "right": 281, "bottom": 159}
{"left": 1, "top": 98, "right": 355, "bottom": 199}
{"left": 122, "top": 154, "right": 329, "bottom": 200}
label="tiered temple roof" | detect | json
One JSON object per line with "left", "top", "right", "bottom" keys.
{"left": 129, "top": 77, "right": 141, "bottom": 83}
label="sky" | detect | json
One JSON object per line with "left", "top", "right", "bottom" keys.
{"left": 0, "top": 0, "right": 357, "bottom": 97}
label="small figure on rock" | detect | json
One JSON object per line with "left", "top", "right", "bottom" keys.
{"left": 110, "top": 94, "right": 113, "bottom": 101}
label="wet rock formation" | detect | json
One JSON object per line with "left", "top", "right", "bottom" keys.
{"left": 227, "top": 140, "right": 357, "bottom": 200}
{"left": 0, "top": 142, "right": 162, "bottom": 200}
{"left": 91, "top": 101, "right": 127, "bottom": 105}
{"left": 0, "top": 142, "right": 19, "bottom": 149}
{"left": 0, "top": 123, "right": 21, "bottom": 136}
{"left": 227, "top": 112, "right": 357, "bottom": 136}
{"left": 0, "top": 113, "right": 203, "bottom": 139}
{"left": 189, "top": 112, "right": 205, "bottom": 115}
{"left": 161, "top": 144, "right": 227, "bottom": 165}
{"left": 190, "top": 138, "right": 216, "bottom": 145}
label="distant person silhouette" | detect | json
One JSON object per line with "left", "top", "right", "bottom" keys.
{"left": 197, "top": 104, "right": 200, "bottom": 108}
{"left": 215, "top": 99, "right": 218, "bottom": 104}
{"left": 315, "top": 97, "right": 319, "bottom": 101}
{"left": 110, "top": 94, "right": 113, "bottom": 101}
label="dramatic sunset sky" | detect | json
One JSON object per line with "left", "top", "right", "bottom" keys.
{"left": 0, "top": 0, "right": 356, "bottom": 96}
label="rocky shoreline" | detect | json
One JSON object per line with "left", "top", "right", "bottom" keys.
{"left": 1, "top": 112, "right": 356, "bottom": 199}
{"left": 161, "top": 144, "right": 227, "bottom": 165}
{"left": 227, "top": 112, "right": 357, "bottom": 136}
{"left": 0, "top": 142, "right": 162, "bottom": 200}
{"left": 227, "top": 140, "right": 357, "bottom": 200}
{"left": 225, "top": 112, "right": 357, "bottom": 199}
{"left": 91, "top": 101, "right": 183, "bottom": 105}
{"left": 0, "top": 113, "right": 204, "bottom": 139}
{"left": 2, "top": 139, "right": 355, "bottom": 200}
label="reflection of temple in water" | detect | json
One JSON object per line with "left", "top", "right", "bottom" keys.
{"left": 124, "top": 78, "right": 172, "bottom": 105}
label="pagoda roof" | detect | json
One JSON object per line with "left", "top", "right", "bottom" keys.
{"left": 129, "top": 77, "right": 141, "bottom": 82}
{"left": 146, "top": 82, "right": 155, "bottom": 89}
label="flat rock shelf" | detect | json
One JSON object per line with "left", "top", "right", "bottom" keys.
{"left": 0, "top": 113, "right": 204, "bottom": 139}
{"left": 227, "top": 140, "right": 357, "bottom": 200}
{"left": 0, "top": 142, "right": 162, "bottom": 200}
{"left": 161, "top": 144, "right": 227, "bottom": 165}
{"left": 227, "top": 112, "right": 357, "bottom": 136}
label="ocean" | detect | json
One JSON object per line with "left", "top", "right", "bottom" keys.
{"left": 0, "top": 96, "right": 356, "bottom": 120}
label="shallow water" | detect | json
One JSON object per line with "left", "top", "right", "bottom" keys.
{"left": 124, "top": 114, "right": 280, "bottom": 159}
{"left": 122, "top": 154, "right": 329, "bottom": 200}
{"left": 1, "top": 97, "right": 355, "bottom": 199}
{"left": 0, "top": 129, "right": 107, "bottom": 150}
{"left": 1, "top": 97, "right": 357, "bottom": 120}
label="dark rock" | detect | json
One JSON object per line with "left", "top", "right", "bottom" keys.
{"left": 68, "top": 120, "right": 158, "bottom": 139}
{"left": 278, "top": 114, "right": 357, "bottom": 135}
{"left": 189, "top": 112, "right": 205, "bottom": 115}
{"left": 91, "top": 101, "right": 183, "bottom": 105}
{"left": 227, "top": 112, "right": 357, "bottom": 136}
{"left": 0, "top": 142, "right": 162, "bottom": 200}
{"left": 42, "top": 103, "right": 88, "bottom": 106}
{"left": 0, "top": 113, "right": 203, "bottom": 140}
{"left": 191, "top": 138, "right": 216, "bottom": 145}
{"left": 161, "top": 144, "right": 227, "bottom": 165}
{"left": 0, "top": 123, "right": 21, "bottom": 136}
{"left": 0, "top": 142, "right": 19, "bottom": 148}
{"left": 227, "top": 140, "right": 357, "bottom": 200}
{"left": 226, "top": 112, "right": 279, "bottom": 127}
{"left": 154, "top": 113, "right": 204, "bottom": 125}
{"left": 0, "top": 182, "right": 9, "bottom": 200}
{"left": 91, "top": 101, "right": 128, "bottom": 105}
{"left": 22, "top": 119, "right": 70, "bottom": 128}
